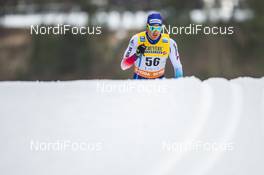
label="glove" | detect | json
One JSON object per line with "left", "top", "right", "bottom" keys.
{"left": 136, "top": 44, "right": 147, "bottom": 57}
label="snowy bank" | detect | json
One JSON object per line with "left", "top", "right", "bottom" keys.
{"left": 0, "top": 77, "right": 264, "bottom": 175}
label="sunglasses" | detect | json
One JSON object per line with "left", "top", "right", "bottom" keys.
{"left": 148, "top": 24, "right": 162, "bottom": 32}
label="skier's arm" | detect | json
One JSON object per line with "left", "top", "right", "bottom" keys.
{"left": 169, "top": 38, "right": 183, "bottom": 78}
{"left": 121, "top": 35, "right": 138, "bottom": 70}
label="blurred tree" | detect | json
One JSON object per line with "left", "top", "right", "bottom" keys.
{"left": 29, "top": 30, "right": 99, "bottom": 80}
{"left": 231, "top": 0, "right": 264, "bottom": 76}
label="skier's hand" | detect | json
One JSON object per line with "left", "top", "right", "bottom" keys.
{"left": 136, "top": 44, "right": 147, "bottom": 57}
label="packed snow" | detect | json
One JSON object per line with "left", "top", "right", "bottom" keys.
{"left": 0, "top": 77, "right": 263, "bottom": 175}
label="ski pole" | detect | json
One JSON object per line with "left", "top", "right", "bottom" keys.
{"left": 136, "top": 54, "right": 142, "bottom": 79}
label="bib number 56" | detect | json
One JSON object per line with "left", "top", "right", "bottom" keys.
{"left": 145, "top": 57, "right": 160, "bottom": 66}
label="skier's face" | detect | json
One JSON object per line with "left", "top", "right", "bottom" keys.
{"left": 147, "top": 24, "right": 162, "bottom": 40}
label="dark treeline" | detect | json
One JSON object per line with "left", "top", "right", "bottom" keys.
{"left": 0, "top": 0, "right": 263, "bottom": 80}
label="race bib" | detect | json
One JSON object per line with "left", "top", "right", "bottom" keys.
{"left": 134, "top": 32, "right": 170, "bottom": 79}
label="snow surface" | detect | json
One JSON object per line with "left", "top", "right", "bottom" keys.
{"left": 0, "top": 77, "right": 263, "bottom": 175}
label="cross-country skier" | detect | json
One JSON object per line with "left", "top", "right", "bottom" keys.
{"left": 121, "top": 12, "right": 183, "bottom": 79}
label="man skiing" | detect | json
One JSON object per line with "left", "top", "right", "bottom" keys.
{"left": 121, "top": 12, "right": 183, "bottom": 79}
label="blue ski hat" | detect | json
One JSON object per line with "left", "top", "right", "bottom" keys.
{"left": 147, "top": 12, "right": 163, "bottom": 26}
